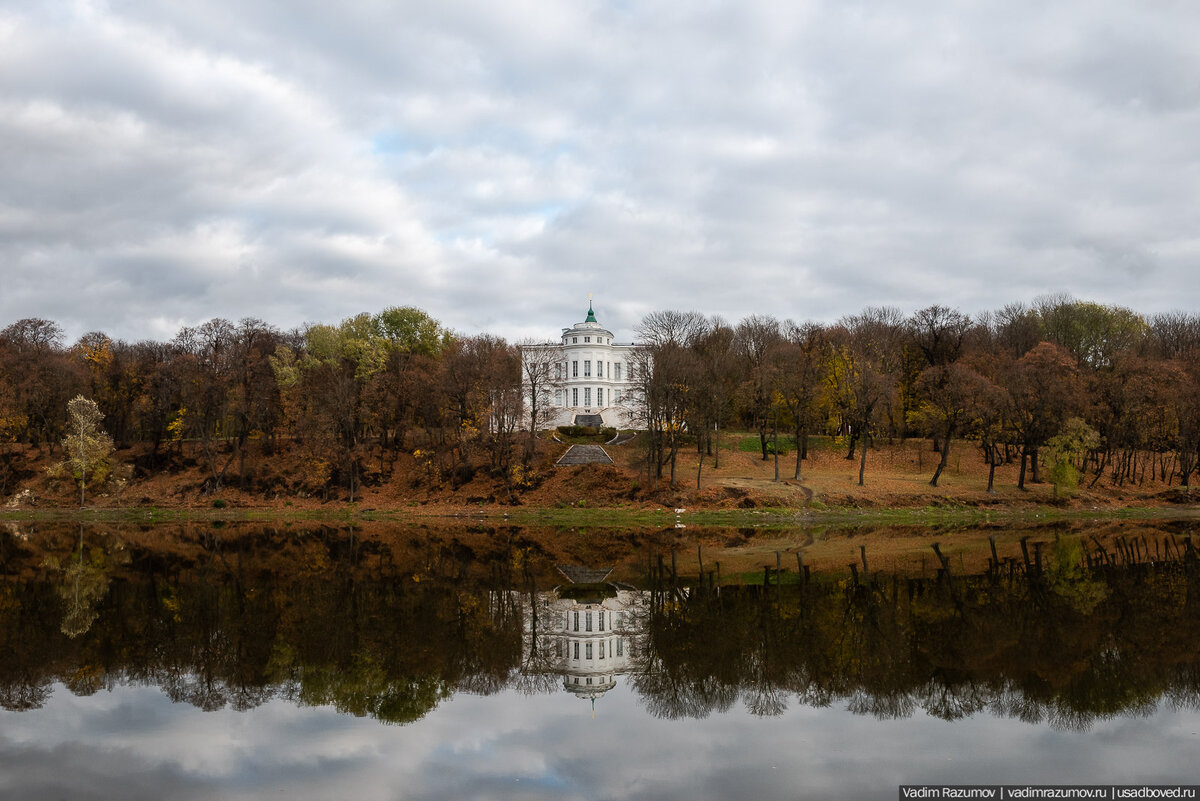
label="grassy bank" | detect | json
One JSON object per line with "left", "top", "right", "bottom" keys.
{"left": 3, "top": 502, "right": 1197, "bottom": 528}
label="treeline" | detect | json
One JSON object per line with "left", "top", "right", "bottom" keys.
{"left": 0, "top": 308, "right": 527, "bottom": 500}
{"left": 1, "top": 294, "right": 1199, "bottom": 500}
{"left": 632, "top": 295, "right": 1200, "bottom": 491}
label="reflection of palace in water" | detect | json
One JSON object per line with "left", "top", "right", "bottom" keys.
{"left": 521, "top": 567, "right": 647, "bottom": 704}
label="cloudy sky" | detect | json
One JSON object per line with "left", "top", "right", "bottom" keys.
{"left": 3, "top": 681, "right": 1198, "bottom": 799}
{"left": 2, "top": 1, "right": 1198, "bottom": 344}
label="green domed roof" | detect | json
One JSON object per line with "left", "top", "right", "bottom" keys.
{"left": 585, "top": 301, "right": 597, "bottom": 323}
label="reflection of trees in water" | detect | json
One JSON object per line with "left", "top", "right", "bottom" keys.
{"left": 632, "top": 551, "right": 1200, "bottom": 728}
{"left": 47, "top": 527, "right": 121, "bottom": 638}
{"left": 0, "top": 680, "right": 51, "bottom": 712}
{"left": 3, "top": 525, "right": 1200, "bottom": 730}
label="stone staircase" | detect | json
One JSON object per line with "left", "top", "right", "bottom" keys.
{"left": 555, "top": 444, "right": 614, "bottom": 466}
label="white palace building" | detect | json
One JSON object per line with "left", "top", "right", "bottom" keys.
{"left": 525, "top": 300, "right": 640, "bottom": 430}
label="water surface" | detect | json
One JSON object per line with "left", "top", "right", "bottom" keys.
{"left": 2, "top": 520, "right": 1198, "bottom": 799}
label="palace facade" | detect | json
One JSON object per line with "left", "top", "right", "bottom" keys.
{"left": 524, "top": 301, "right": 640, "bottom": 430}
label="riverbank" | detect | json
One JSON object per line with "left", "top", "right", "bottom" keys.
{"left": 4, "top": 433, "right": 1196, "bottom": 521}
{"left": 3, "top": 497, "right": 1197, "bottom": 529}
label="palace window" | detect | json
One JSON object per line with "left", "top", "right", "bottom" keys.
{"left": 586, "top": 612, "right": 592, "bottom": 632}
{"left": 572, "top": 337, "right": 577, "bottom": 343}
{"left": 597, "top": 361, "right": 603, "bottom": 379}
{"left": 556, "top": 363, "right": 563, "bottom": 380}
{"left": 599, "top": 612, "right": 605, "bottom": 632}
{"left": 599, "top": 641, "right": 606, "bottom": 659}
{"left": 628, "top": 363, "right": 635, "bottom": 381}
{"left": 584, "top": 360, "right": 591, "bottom": 377}
{"left": 586, "top": 642, "right": 593, "bottom": 659}
{"left": 584, "top": 336, "right": 590, "bottom": 343}
{"left": 584, "top": 387, "right": 591, "bottom": 406}
{"left": 572, "top": 361, "right": 578, "bottom": 377}
{"left": 614, "top": 363, "right": 622, "bottom": 381}
{"left": 573, "top": 611, "right": 579, "bottom": 632}
{"left": 616, "top": 639, "right": 623, "bottom": 657}
{"left": 572, "top": 388, "right": 578, "bottom": 406}
{"left": 615, "top": 389, "right": 622, "bottom": 404}
{"left": 555, "top": 390, "right": 562, "bottom": 406}
{"left": 597, "top": 388, "right": 603, "bottom": 406}
{"left": 574, "top": 642, "right": 579, "bottom": 659}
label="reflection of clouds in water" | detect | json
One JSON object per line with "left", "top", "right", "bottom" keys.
{"left": 1, "top": 682, "right": 1198, "bottom": 800}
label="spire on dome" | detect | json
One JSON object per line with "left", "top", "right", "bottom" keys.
{"left": 585, "top": 293, "right": 597, "bottom": 323}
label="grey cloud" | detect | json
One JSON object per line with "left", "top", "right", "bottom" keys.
{"left": 2, "top": 0, "right": 1199, "bottom": 342}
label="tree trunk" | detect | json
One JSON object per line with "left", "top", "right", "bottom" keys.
{"left": 1018, "top": 447, "right": 1028, "bottom": 490}
{"left": 794, "top": 426, "right": 803, "bottom": 480}
{"left": 930, "top": 425, "right": 952, "bottom": 487}
{"left": 773, "top": 412, "right": 780, "bottom": 482}
{"left": 1030, "top": 446, "right": 1041, "bottom": 483}
{"left": 713, "top": 422, "right": 720, "bottom": 469}
{"left": 858, "top": 429, "right": 868, "bottom": 486}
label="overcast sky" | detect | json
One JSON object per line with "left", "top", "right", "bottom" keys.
{"left": 4, "top": 681, "right": 1198, "bottom": 799}
{"left": 2, "top": 1, "right": 1198, "bottom": 344}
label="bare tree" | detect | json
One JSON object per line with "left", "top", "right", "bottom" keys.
{"left": 637, "top": 310, "right": 708, "bottom": 349}
{"left": 734, "top": 315, "right": 782, "bottom": 461}
{"left": 692, "top": 318, "right": 738, "bottom": 472}
{"left": 830, "top": 315, "right": 900, "bottom": 486}
{"left": 518, "top": 339, "right": 563, "bottom": 462}
{"left": 775, "top": 322, "right": 830, "bottom": 480}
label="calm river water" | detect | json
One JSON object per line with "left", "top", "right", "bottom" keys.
{"left": 1, "top": 520, "right": 1198, "bottom": 800}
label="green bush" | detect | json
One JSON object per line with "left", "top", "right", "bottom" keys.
{"left": 557, "top": 425, "right": 601, "bottom": 437}
{"left": 212, "top": 498, "right": 227, "bottom": 509}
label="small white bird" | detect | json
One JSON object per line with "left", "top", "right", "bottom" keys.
{"left": 674, "top": 508, "right": 686, "bottom": 514}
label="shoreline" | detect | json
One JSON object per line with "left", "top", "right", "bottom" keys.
{"left": 4, "top": 502, "right": 1197, "bottom": 528}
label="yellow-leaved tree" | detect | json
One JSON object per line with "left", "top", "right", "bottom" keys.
{"left": 62, "top": 395, "right": 114, "bottom": 506}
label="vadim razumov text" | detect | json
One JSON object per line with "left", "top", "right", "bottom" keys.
{"left": 899, "top": 787, "right": 1199, "bottom": 800}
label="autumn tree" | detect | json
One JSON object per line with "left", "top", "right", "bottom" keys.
{"left": 910, "top": 362, "right": 992, "bottom": 487}
{"left": 904, "top": 306, "right": 980, "bottom": 486}
{"left": 829, "top": 314, "right": 899, "bottom": 486}
{"left": 0, "top": 318, "right": 83, "bottom": 448}
{"left": 61, "top": 395, "right": 115, "bottom": 506}
{"left": 271, "top": 314, "right": 389, "bottom": 501}
{"left": 986, "top": 303, "right": 1044, "bottom": 359}
{"left": 1172, "top": 352, "right": 1200, "bottom": 488}
{"left": 691, "top": 319, "right": 739, "bottom": 470}
{"left": 1006, "top": 342, "right": 1083, "bottom": 489}
{"left": 372, "top": 307, "right": 450, "bottom": 463}
{"left": 1033, "top": 294, "right": 1147, "bottom": 370}
{"left": 634, "top": 311, "right": 708, "bottom": 486}
{"left": 962, "top": 360, "right": 1010, "bottom": 493}
{"left": 1148, "top": 312, "right": 1200, "bottom": 360}
{"left": 172, "top": 319, "right": 237, "bottom": 492}
{"left": 773, "top": 322, "right": 830, "bottom": 480}
{"left": 441, "top": 335, "right": 522, "bottom": 489}
{"left": 733, "top": 315, "right": 782, "bottom": 461}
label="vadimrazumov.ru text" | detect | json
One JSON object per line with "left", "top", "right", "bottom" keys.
{"left": 899, "top": 787, "right": 1199, "bottom": 800}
